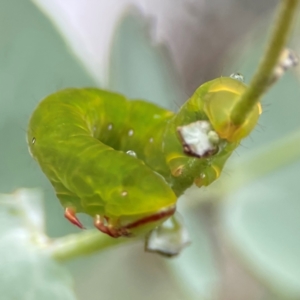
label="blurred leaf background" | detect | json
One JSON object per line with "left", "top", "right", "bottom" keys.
{"left": 0, "top": 0, "right": 299, "bottom": 299}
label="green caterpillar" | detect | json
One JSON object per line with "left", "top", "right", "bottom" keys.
{"left": 27, "top": 77, "right": 261, "bottom": 237}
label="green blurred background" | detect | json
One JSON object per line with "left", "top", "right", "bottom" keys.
{"left": 0, "top": 0, "right": 299, "bottom": 299}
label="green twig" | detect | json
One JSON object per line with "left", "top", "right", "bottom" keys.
{"left": 230, "top": 0, "right": 299, "bottom": 126}
{"left": 47, "top": 229, "right": 138, "bottom": 262}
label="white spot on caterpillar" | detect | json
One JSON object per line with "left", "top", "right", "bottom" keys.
{"left": 32, "top": 137, "right": 36, "bottom": 144}
{"left": 121, "top": 191, "right": 128, "bottom": 197}
{"left": 149, "top": 137, "right": 154, "bottom": 143}
{"left": 128, "top": 129, "right": 134, "bottom": 136}
{"left": 200, "top": 173, "right": 206, "bottom": 178}
{"left": 108, "top": 124, "right": 113, "bottom": 130}
{"left": 126, "top": 150, "right": 137, "bottom": 158}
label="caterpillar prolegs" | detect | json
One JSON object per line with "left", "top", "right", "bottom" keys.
{"left": 27, "top": 77, "right": 261, "bottom": 238}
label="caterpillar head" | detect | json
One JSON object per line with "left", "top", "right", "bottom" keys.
{"left": 201, "top": 77, "right": 262, "bottom": 143}
{"left": 176, "top": 77, "right": 262, "bottom": 160}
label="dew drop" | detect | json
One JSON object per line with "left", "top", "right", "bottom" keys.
{"left": 126, "top": 150, "right": 137, "bottom": 158}
{"left": 230, "top": 72, "right": 244, "bottom": 82}
{"left": 149, "top": 137, "right": 154, "bottom": 143}
{"left": 128, "top": 129, "right": 134, "bottom": 136}
{"left": 32, "top": 137, "right": 36, "bottom": 144}
{"left": 200, "top": 173, "right": 206, "bottom": 178}
{"left": 121, "top": 191, "right": 128, "bottom": 197}
{"left": 108, "top": 124, "right": 113, "bottom": 130}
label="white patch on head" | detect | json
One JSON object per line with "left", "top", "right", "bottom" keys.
{"left": 177, "top": 121, "right": 219, "bottom": 157}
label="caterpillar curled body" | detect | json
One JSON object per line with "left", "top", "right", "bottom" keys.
{"left": 27, "top": 77, "right": 261, "bottom": 237}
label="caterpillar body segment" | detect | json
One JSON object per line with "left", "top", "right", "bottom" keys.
{"left": 28, "top": 89, "right": 176, "bottom": 237}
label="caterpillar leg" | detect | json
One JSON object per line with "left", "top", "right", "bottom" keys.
{"left": 64, "top": 207, "right": 84, "bottom": 229}
{"left": 94, "top": 215, "right": 130, "bottom": 238}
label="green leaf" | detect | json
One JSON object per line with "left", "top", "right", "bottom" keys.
{"left": 221, "top": 162, "right": 300, "bottom": 299}
{"left": 0, "top": 189, "right": 76, "bottom": 300}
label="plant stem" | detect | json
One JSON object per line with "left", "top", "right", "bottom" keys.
{"left": 48, "top": 229, "right": 138, "bottom": 262}
{"left": 230, "top": 0, "right": 299, "bottom": 126}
